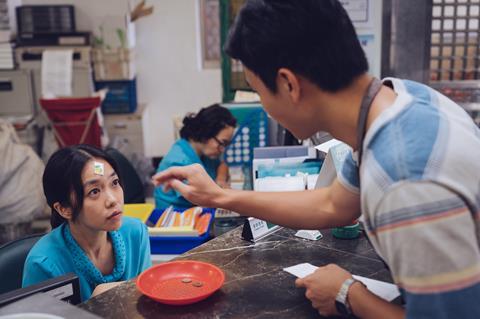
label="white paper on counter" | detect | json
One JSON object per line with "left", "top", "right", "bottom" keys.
{"left": 41, "top": 49, "right": 73, "bottom": 97}
{"left": 283, "top": 262, "right": 400, "bottom": 302}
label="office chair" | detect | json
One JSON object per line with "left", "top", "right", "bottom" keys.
{"left": 0, "top": 233, "right": 43, "bottom": 295}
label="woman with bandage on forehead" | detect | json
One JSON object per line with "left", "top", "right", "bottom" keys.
{"left": 22, "top": 144, "right": 152, "bottom": 301}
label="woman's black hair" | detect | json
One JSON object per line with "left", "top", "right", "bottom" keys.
{"left": 179, "top": 104, "right": 237, "bottom": 143}
{"left": 43, "top": 144, "right": 123, "bottom": 229}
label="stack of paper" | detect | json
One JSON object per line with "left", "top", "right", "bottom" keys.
{"left": 215, "top": 208, "right": 241, "bottom": 219}
{"left": 0, "top": 41, "right": 13, "bottom": 69}
{"left": 41, "top": 49, "right": 73, "bottom": 97}
{"left": 148, "top": 206, "right": 212, "bottom": 237}
{"left": 0, "top": 29, "right": 10, "bottom": 42}
{"left": 0, "top": 0, "right": 13, "bottom": 69}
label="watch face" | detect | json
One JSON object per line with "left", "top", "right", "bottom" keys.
{"left": 335, "top": 300, "right": 349, "bottom": 316}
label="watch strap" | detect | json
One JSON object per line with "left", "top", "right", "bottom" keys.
{"left": 335, "top": 277, "right": 361, "bottom": 316}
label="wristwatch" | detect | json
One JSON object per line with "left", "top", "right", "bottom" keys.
{"left": 335, "top": 278, "right": 361, "bottom": 317}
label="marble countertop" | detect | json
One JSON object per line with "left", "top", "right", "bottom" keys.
{"left": 1, "top": 293, "right": 101, "bottom": 318}
{"left": 80, "top": 226, "right": 393, "bottom": 318}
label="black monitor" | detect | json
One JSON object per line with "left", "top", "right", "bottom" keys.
{"left": 0, "top": 273, "right": 81, "bottom": 307}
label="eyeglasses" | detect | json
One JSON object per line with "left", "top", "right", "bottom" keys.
{"left": 213, "top": 136, "right": 231, "bottom": 149}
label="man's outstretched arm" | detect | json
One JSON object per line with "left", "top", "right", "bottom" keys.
{"left": 152, "top": 164, "right": 361, "bottom": 230}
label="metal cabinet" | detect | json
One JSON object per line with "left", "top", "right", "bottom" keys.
{"left": 103, "top": 104, "right": 148, "bottom": 157}
{"left": 0, "top": 69, "right": 35, "bottom": 116}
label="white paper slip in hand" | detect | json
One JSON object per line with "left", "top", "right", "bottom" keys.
{"left": 283, "top": 262, "right": 401, "bottom": 302}
{"left": 284, "top": 263, "right": 319, "bottom": 278}
{"left": 351, "top": 275, "right": 401, "bottom": 303}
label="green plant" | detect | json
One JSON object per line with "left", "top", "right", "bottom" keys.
{"left": 94, "top": 25, "right": 106, "bottom": 49}
{"left": 116, "top": 28, "right": 126, "bottom": 49}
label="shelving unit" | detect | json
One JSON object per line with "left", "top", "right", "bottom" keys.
{"left": 220, "top": 0, "right": 249, "bottom": 102}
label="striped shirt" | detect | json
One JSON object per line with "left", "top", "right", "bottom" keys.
{"left": 338, "top": 78, "right": 480, "bottom": 318}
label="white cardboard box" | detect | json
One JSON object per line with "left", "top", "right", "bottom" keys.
{"left": 314, "top": 139, "right": 352, "bottom": 188}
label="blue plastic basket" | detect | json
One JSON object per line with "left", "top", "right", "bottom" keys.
{"left": 94, "top": 78, "right": 137, "bottom": 114}
{"left": 147, "top": 207, "right": 215, "bottom": 255}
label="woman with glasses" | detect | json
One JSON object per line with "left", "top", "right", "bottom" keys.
{"left": 154, "top": 104, "right": 236, "bottom": 210}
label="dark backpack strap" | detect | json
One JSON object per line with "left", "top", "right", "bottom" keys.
{"left": 356, "top": 78, "right": 383, "bottom": 166}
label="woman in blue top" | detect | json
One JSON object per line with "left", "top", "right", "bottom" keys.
{"left": 22, "top": 145, "right": 152, "bottom": 301}
{"left": 154, "top": 104, "right": 236, "bottom": 210}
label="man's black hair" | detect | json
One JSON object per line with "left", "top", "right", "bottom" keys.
{"left": 224, "top": 0, "right": 369, "bottom": 93}
{"left": 180, "top": 104, "right": 237, "bottom": 143}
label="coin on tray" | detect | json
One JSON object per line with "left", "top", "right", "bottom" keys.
{"left": 181, "top": 278, "right": 192, "bottom": 283}
{"left": 192, "top": 281, "right": 203, "bottom": 287}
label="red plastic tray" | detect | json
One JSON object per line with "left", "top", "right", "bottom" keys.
{"left": 137, "top": 260, "right": 225, "bottom": 305}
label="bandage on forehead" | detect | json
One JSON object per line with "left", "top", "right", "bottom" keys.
{"left": 93, "top": 161, "right": 104, "bottom": 175}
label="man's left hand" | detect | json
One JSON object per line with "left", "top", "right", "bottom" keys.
{"left": 295, "top": 264, "right": 353, "bottom": 317}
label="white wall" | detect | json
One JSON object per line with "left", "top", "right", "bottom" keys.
{"left": 135, "top": 0, "right": 222, "bottom": 157}
{"left": 19, "top": 0, "right": 222, "bottom": 157}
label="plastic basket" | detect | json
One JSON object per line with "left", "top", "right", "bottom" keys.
{"left": 123, "top": 204, "right": 215, "bottom": 254}
{"left": 223, "top": 104, "right": 268, "bottom": 166}
{"left": 94, "top": 78, "right": 137, "bottom": 113}
{"left": 144, "top": 207, "right": 216, "bottom": 255}
{"left": 93, "top": 48, "right": 136, "bottom": 81}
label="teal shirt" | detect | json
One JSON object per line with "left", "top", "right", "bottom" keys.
{"left": 22, "top": 217, "right": 152, "bottom": 301}
{"left": 154, "top": 138, "right": 220, "bottom": 210}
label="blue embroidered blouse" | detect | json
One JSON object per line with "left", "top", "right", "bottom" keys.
{"left": 22, "top": 217, "right": 152, "bottom": 301}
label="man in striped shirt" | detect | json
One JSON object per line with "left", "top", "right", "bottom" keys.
{"left": 338, "top": 77, "right": 480, "bottom": 317}
{"left": 153, "top": 0, "right": 480, "bottom": 317}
